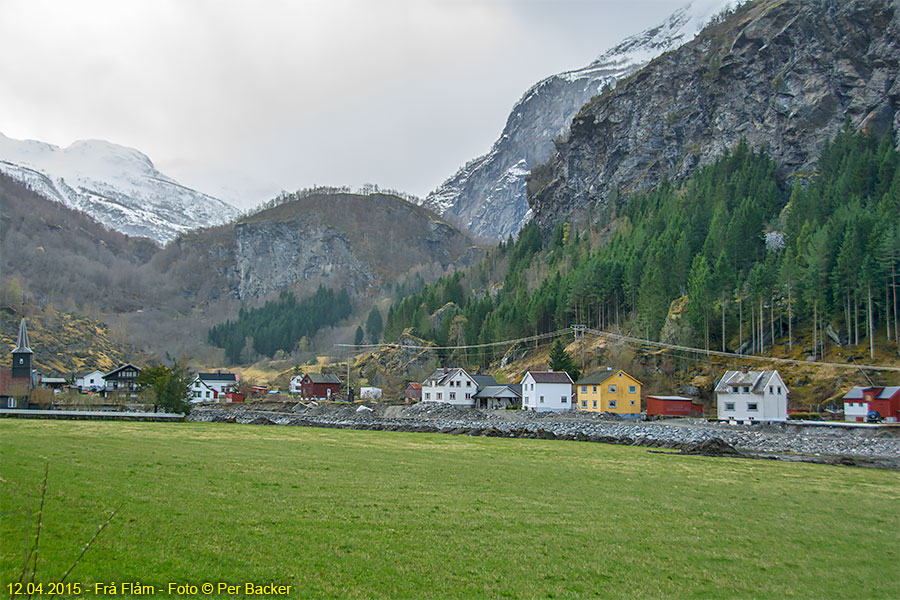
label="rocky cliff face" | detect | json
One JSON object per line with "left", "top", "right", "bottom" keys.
{"left": 422, "top": 0, "right": 737, "bottom": 240}
{"left": 530, "top": 0, "right": 900, "bottom": 232}
{"left": 158, "top": 192, "right": 483, "bottom": 301}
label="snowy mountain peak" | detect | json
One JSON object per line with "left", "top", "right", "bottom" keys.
{"left": 0, "top": 133, "right": 239, "bottom": 244}
{"left": 423, "top": 0, "right": 741, "bottom": 240}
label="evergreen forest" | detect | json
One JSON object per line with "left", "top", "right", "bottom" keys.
{"left": 384, "top": 128, "right": 900, "bottom": 365}
{"left": 209, "top": 287, "right": 352, "bottom": 363}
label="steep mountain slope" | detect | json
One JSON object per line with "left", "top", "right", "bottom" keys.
{"left": 153, "top": 191, "right": 484, "bottom": 302}
{"left": 0, "top": 133, "right": 239, "bottom": 244}
{"left": 530, "top": 0, "right": 900, "bottom": 231}
{"left": 422, "top": 0, "right": 738, "bottom": 240}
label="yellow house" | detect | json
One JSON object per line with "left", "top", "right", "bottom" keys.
{"left": 575, "top": 369, "right": 642, "bottom": 414}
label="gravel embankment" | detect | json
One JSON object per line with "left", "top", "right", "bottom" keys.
{"left": 189, "top": 402, "right": 900, "bottom": 469}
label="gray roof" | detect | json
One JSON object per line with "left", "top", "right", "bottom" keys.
{"left": 473, "top": 385, "right": 521, "bottom": 399}
{"left": 526, "top": 371, "right": 573, "bottom": 384}
{"left": 198, "top": 372, "right": 237, "bottom": 382}
{"left": 647, "top": 395, "right": 695, "bottom": 401}
{"left": 714, "top": 370, "right": 783, "bottom": 394}
{"left": 305, "top": 373, "right": 341, "bottom": 384}
{"left": 471, "top": 374, "right": 498, "bottom": 389}
{"left": 577, "top": 368, "right": 617, "bottom": 385}
{"left": 842, "top": 386, "right": 900, "bottom": 400}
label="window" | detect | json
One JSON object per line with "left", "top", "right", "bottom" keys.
{"left": 592, "top": 386, "right": 597, "bottom": 393}
{"left": 449, "top": 392, "right": 456, "bottom": 400}
{"left": 436, "top": 392, "right": 442, "bottom": 400}
{"left": 593, "top": 400, "right": 597, "bottom": 409}
{"left": 748, "top": 403, "right": 758, "bottom": 411}
{"left": 540, "top": 396, "right": 545, "bottom": 404}
{"left": 424, "top": 392, "right": 430, "bottom": 400}
{"left": 581, "top": 386, "right": 587, "bottom": 393}
{"left": 18, "top": 358, "right": 23, "bottom": 365}
{"left": 465, "top": 393, "right": 470, "bottom": 399}
{"left": 630, "top": 400, "right": 636, "bottom": 406}
{"left": 777, "top": 386, "right": 782, "bottom": 394}
{"left": 609, "top": 400, "right": 617, "bottom": 408}
{"left": 732, "top": 386, "right": 739, "bottom": 393}
{"left": 742, "top": 386, "right": 750, "bottom": 393}
{"left": 609, "top": 385, "right": 617, "bottom": 393}
{"left": 618, "top": 373, "right": 622, "bottom": 377}
{"left": 725, "top": 402, "right": 735, "bottom": 411}
{"left": 561, "top": 396, "right": 567, "bottom": 403}
{"left": 466, "top": 380, "right": 471, "bottom": 386}
{"left": 628, "top": 385, "right": 636, "bottom": 394}
{"left": 581, "top": 400, "right": 587, "bottom": 408}
{"left": 205, "top": 391, "right": 211, "bottom": 398}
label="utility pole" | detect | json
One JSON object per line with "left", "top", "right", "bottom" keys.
{"left": 572, "top": 324, "right": 586, "bottom": 373}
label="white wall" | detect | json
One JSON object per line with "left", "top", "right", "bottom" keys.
{"left": 521, "top": 376, "right": 572, "bottom": 412}
{"left": 844, "top": 401, "right": 869, "bottom": 421}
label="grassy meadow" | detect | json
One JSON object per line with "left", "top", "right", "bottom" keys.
{"left": 1, "top": 420, "right": 897, "bottom": 599}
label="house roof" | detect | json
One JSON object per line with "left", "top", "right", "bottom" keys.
{"left": 423, "top": 367, "right": 475, "bottom": 386}
{"left": 714, "top": 370, "right": 782, "bottom": 394}
{"left": 304, "top": 373, "right": 341, "bottom": 384}
{"left": 473, "top": 385, "right": 521, "bottom": 399}
{"left": 41, "top": 377, "right": 68, "bottom": 385}
{"left": 471, "top": 374, "right": 498, "bottom": 389}
{"left": 576, "top": 368, "right": 642, "bottom": 386}
{"left": 406, "top": 382, "right": 422, "bottom": 390}
{"left": 842, "top": 386, "right": 900, "bottom": 400}
{"left": 104, "top": 363, "right": 142, "bottom": 378}
{"left": 647, "top": 395, "right": 695, "bottom": 402}
{"left": 525, "top": 371, "right": 573, "bottom": 384}
{"left": 198, "top": 372, "right": 237, "bottom": 382}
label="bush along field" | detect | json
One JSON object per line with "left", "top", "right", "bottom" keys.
{"left": 1, "top": 420, "right": 898, "bottom": 599}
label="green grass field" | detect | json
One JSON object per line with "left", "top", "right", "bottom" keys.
{"left": 1, "top": 421, "right": 898, "bottom": 599}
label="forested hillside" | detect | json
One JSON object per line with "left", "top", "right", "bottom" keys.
{"left": 385, "top": 129, "right": 900, "bottom": 365}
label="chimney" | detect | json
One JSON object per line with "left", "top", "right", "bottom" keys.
{"left": 741, "top": 366, "right": 749, "bottom": 374}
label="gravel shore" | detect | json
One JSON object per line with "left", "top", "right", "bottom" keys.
{"left": 189, "top": 402, "right": 900, "bottom": 470}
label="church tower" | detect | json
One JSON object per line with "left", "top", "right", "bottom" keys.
{"left": 11, "top": 318, "right": 33, "bottom": 386}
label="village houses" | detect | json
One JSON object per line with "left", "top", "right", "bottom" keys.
{"left": 714, "top": 367, "right": 788, "bottom": 422}
{"left": 575, "top": 368, "right": 642, "bottom": 414}
{"left": 520, "top": 371, "right": 573, "bottom": 412}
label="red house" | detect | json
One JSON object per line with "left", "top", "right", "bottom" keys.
{"left": 842, "top": 387, "right": 900, "bottom": 422}
{"left": 646, "top": 395, "right": 704, "bottom": 418}
{"left": 405, "top": 382, "right": 422, "bottom": 402}
{"left": 300, "top": 373, "right": 342, "bottom": 400}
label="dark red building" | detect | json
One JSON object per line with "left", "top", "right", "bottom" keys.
{"left": 405, "top": 382, "right": 422, "bottom": 402}
{"left": 842, "top": 387, "right": 900, "bottom": 422}
{"left": 646, "top": 395, "right": 704, "bottom": 418}
{"left": 301, "top": 373, "right": 341, "bottom": 399}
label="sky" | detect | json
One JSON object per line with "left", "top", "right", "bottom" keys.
{"left": 0, "top": 0, "right": 696, "bottom": 209}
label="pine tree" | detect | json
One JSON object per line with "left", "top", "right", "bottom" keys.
{"left": 548, "top": 339, "right": 580, "bottom": 382}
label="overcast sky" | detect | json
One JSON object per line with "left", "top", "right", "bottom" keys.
{"left": 0, "top": 0, "right": 694, "bottom": 209}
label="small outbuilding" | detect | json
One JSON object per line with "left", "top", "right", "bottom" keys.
{"left": 646, "top": 395, "right": 704, "bottom": 418}
{"left": 404, "top": 382, "right": 422, "bottom": 402}
{"left": 300, "top": 373, "right": 341, "bottom": 400}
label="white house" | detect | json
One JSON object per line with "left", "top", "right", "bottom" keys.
{"left": 289, "top": 375, "right": 303, "bottom": 395}
{"left": 520, "top": 371, "right": 574, "bottom": 412}
{"left": 74, "top": 369, "right": 106, "bottom": 392}
{"left": 190, "top": 372, "right": 238, "bottom": 403}
{"left": 421, "top": 368, "right": 479, "bottom": 406}
{"left": 360, "top": 386, "right": 383, "bottom": 400}
{"left": 715, "top": 368, "right": 788, "bottom": 422}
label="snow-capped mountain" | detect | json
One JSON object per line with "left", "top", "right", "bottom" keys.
{"left": 423, "top": 0, "right": 741, "bottom": 240}
{"left": 0, "top": 133, "right": 239, "bottom": 244}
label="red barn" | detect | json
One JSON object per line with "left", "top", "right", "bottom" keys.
{"left": 842, "top": 387, "right": 900, "bottom": 422}
{"left": 647, "top": 395, "right": 704, "bottom": 418}
{"left": 405, "top": 382, "right": 422, "bottom": 402}
{"left": 301, "top": 373, "right": 342, "bottom": 400}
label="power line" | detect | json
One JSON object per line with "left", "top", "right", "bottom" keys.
{"left": 336, "top": 327, "right": 900, "bottom": 373}
{"left": 582, "top": 327, "right": 900, "bottom": 373}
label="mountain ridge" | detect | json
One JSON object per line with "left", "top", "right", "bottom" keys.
{"left": 421, "top": 0, "right": 740, "bottom": 240}
{"left": 0, "top": 133, "right": 239, "bottom": 244}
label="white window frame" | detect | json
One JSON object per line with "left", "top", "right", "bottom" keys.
{"left": 609, "top": 384, "right": 617, "bottom": 393}
{"left": 628, "top": 385, "right": 636, "bottom": 394}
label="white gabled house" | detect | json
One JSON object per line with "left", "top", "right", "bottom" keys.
{"left": 715, "top": 368, "right": 788, "bottom": 422}
{"left": 189, "top": 371, "right": 238, "bottom": 403}
{"left": 421, "top": 368, "right": 479, "bottom": 406}
{"left": 289, "top": 375, "right": 303, "bottom": 395}
{"left": 74, "top": 369, "right": 106, "bottom": 392}
{"left": 520, "top": 371, "right": 574, "bottom": 412}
